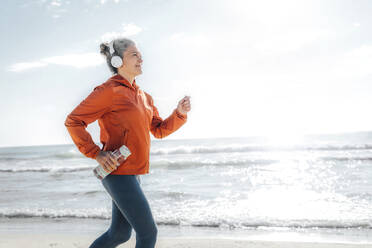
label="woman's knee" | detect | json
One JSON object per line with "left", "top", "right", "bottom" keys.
{"left": 151, "top": 224, "right": 158, "bottom": 238}
{"left": 110, "top": 228, "right": 132, "bottom": 245}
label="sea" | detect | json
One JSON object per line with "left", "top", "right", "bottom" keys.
{"left": 1, "top": 133, "right": 372, "bottom": 244}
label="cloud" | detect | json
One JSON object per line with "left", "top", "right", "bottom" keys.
{"left": 42, "top": 0, "right": 65, "bottom": 9}
{"left": 8, "top": 62, "right": 48, "bottom": 72}
{"left": 8, "top": 53, "right": 104, "bottom": 72}
{"left": 37, "top": 0, "right": 70, "bottom": 18}
{"left": 42, "top": 53, "right": 104, "bottom": 68}
{"left": 10, "top": 22, "right": 143, "bottom": 73}
{"left": 50, "top": 0, "right": 62, "bottom": 7}
{"left": 38, "top": 0, "right": 125, "bottom": 18}
{"left": 100, "top": 0, "right": 121, "bottom": 4}
{"left": 100, "top": 23, "right": 143, "bottom": 42}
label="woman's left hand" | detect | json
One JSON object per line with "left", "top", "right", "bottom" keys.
{"left": 177, "top": 96, "right": 191, "bottom": 115}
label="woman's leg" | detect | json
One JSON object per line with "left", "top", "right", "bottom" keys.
{"left": 102, "top": 175, "right": 158, "bottom": 248}
{"left": 89, "top": 200, "right": 132, "bottom": 248}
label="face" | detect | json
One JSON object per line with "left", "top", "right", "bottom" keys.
{"left": 121, "top": 45, "right": 143, "bottom": 77}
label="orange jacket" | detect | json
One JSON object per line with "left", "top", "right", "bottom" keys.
{"left": 65, "top": 74, "right": 187, "bottom": 175}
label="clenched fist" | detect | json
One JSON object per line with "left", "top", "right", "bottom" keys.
{"left": 177, "top": 96, "right": 191, "bottom": 115}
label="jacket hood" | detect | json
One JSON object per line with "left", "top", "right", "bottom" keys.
{"left": 110, "top": 74, "right": 139, "bottom": 91}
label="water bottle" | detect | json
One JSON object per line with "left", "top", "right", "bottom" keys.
{"left": 93, "top": 145, "right": 131, "bottom": 180}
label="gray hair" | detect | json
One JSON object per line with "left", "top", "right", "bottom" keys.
{"left": 100, "top": 38, "right": 136, "bottom": 74}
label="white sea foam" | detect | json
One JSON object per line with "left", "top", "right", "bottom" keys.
{"left": 0, "top": 165, "right": 94, "bottom": 173}
{"left": 150, "top": 144, "right": 372, "bottom": 155}
{"left": 0, "top": 207, "right": 370, "bottom": 229}
{"left": 0, "top": 207, "right": 109, "bottom": 219}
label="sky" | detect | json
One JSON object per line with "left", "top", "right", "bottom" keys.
{"left": 1, "top": 0, "right": 372, "bottom": 147}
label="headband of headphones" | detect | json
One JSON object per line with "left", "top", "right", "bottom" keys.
{"left": 109, "top": 41, "right": 116, "bottom": 55}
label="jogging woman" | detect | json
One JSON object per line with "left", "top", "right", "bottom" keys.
{"left": 65, "top": 37, "right": 191, "bottom": 248}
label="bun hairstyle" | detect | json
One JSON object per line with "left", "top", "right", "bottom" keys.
{"left": 100, "top": 38, "right": 136, "bottom": 74}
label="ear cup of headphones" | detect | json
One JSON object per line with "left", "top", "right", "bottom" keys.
{"left": 108, "top": 40, "right": 123, "bottom": 68}
{"left": 111, "top": 55, "right": 123, "bottom": 68}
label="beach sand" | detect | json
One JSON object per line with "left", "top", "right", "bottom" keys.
{"left": 1, "top": 218, "right": 371, "bottom": 248}
{"left": 1, "top": 233, "right": 371, "bottom": 248}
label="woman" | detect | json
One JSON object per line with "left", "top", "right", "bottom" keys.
{"left": 65, "top": 38, "right": 191, "bottom": 248}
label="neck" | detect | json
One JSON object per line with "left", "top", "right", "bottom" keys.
{"left": 117, "top": 70, "right": 135, "bottom": 85}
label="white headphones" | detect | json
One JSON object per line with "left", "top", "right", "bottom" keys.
{"left": 109, "top": 41, "right": 123, "bottom": 68}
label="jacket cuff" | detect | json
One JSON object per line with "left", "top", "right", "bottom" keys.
{"left": 87, "top": 145, "right": 101, "bottom": 159}
{"left": 175, "top": 109, "right": 187, "bottom": 120}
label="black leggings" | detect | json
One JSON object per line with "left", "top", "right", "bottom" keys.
{"left": 89, "top": 175, "right": 157, "bottom": 248}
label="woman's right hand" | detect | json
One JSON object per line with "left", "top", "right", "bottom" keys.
{"left": 96, "top": 151, "right": 119, "bottom": 173}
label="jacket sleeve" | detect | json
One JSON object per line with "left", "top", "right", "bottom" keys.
{"left": 64, "top": 85, "right": 113, "bottom": 159}
{"left": 149, "top": 96, "right": 187, "bottom": 139}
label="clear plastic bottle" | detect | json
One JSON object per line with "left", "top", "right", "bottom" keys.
{"left": 93, "top": 145, "right": 131, "bottom": 180}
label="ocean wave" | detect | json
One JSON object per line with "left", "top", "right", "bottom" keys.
{"left": 1, "top": 208, "right": 370, "bottom": 229}
{"left": 157, "top": 220, "right": 372, "bottom": 229}
{"left": 2, "top": 144, "right": 372, "bottom": 162}
{"left": 0, "top": 149, "right": 83, "bottom": 162}
{"left": 0, "top": 158, "right": 279, "bottom": 173}
{"left": 319, "top": 157, "right": 372, "bottom": 162}
{"left": 150, "top": 144, "right": 372, "bottom": 155}
{"left": 151, "top": 158, "right": 278, "bottom": 168}
{"left": 52, "top": 150, "right": 84, "bottom": 159}
{"left": 2, "top": 155, "right": 371, "bottom": 173}
{"left": 0, "top": 165, "right": 94, "bottom": 173}
{"left": 0, "top": 208, "right": 109, "bottom": 220}
{"left": 2, "top": 154, "right": 372, "bottom": 174}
